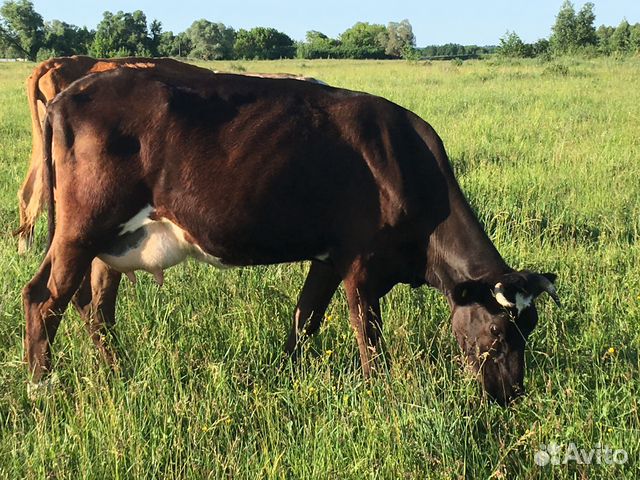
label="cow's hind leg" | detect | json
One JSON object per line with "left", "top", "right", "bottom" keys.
{"left": 343, "top": 259, "right": 385, "bottom": 377}
{"left": 23, "top": 241, "right": 92, "bottom": 381}
{"left": 285, "top": 260, "right": 341, "bottom": 359}
{"left": 71, "top": 258, "right": 122, "bottom": 367}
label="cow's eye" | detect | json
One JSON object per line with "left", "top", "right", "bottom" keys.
{"left": 490, "top": 324, "right": 500, "bottom": 337}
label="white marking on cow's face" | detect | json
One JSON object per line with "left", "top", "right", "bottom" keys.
{"left": 495, "top": 291, "right": 516, "bottom": 309}
{"left": 515, "top": 293, "right": 533, "bottom": 314}
{"left": 99, "top": 205, "right": 228, "bottom": 281}
{"left": 495, "top": 282, "right": 532, "bottom": 314}
{"left": 314, "top": 252, "right": 330, "bottom": 262}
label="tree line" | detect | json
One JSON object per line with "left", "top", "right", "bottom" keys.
{"left": 0, "top": 0, "right": 638, "bottom": 62}
{"left": 498, "top": 1, "right": 640, "bottom": 58}
{"left": 0, "top": 1, "right": 417, "bottom": 61}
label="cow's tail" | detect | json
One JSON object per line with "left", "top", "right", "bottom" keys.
{"left": 26, "top": 67, "right": 48, "bottom": 161}
{"left": 42, "top": 113, "right": 55, "bottom": 251}
{"left": 12, "top": 68, "right": 49, "bottom": 241}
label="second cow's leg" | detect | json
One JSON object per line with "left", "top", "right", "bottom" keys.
{"left": 285, "top": 260, "right": 341, "bottom": 358}
{"left": 71, "top": 258, "right": 122, "bottom": 367}
{"left": 343, "top": 261, "right": 385, "bottom": 377}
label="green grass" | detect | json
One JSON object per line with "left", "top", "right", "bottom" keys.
{"left": 1, "top": 57, "right": 639, "bottom": 478}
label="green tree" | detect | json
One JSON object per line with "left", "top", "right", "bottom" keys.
{"left": 157, "top": 30, "right": 174, "bottom": 56}
{"left": 596, "top": 24, "right": 615, "bottom": 54}
{"left": 610, "top": 19, "right": 631, "bottom": 53}
{"left": 157, "top": 31, "right": 191, "bottom": 57}
{"left": 296, "top": 30, "right": 339, "bottom": 59}
{"left": 532, "top": 38, "right": 551, "bottom": 56}
{"left": 550, "top": 0, "right": 577, "bottom": 53}
{"left": 631, "top": 23, "right": 640, "bottom": 53}
{"left": 575, "top": 2, "right": 597, "bottom": 47}
{"left": 421, "top": 44, "right": 463, "bottom": 57}
{"left": 497, "top": 30, "right": 528, "bottom": 57}
{"left": 339, "top": 22, "right": 387, "bottom": 58}
{"left": 234, "top": 27, "right": 294, "bottom": 59}
{"left": 550, "top": 1, "right": 598, "bottom": 53}
{"left": 89, "top": 10, "right": 154, "bottom": 57}
{"left": 41, "top": 20, "right": 92, "bottom": 57}
{"left": 0, "top": 0, "right": 44, "bottom": 60}
{"left": 185, "top": 19, "right": 235, "bottom": 60}
{"left": 158, "top": 30, "right": 174, "bottom": 56}
{"left": 385, "top": 19, "right": 415, "bottom": 58}
{"left": 148, "top": 19, "right": 162, "bottom": 56}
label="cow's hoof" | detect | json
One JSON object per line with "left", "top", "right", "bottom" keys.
{"left": 17, "top": 237, "right": 29, "bottom": 255}
{"left": 26, "top": 373, "right": 59, "bottom": 401}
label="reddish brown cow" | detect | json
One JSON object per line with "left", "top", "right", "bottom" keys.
{"left": 17, "top": 56, "right": 326, "bottom": 380}
{"left": 24, "top": 67, "right": 559, "bottom": 405}
{"left": 15, "top": 55, "right": 323, "bottom": 253}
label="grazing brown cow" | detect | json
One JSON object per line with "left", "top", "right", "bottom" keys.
{"left": 24, "top": 67, "right": 559, "bottom": 405}
{"left": 15, "top": 55, "right": 323, "bottom": 253}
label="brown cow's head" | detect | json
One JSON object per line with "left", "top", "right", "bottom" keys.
{"left": 449, "top": 271, "right": 559, "bottom": 406}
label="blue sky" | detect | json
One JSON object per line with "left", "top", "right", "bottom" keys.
{"left": 31, "top": 1, "right": 640, "bottom": 46}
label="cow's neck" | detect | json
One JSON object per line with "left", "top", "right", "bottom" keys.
{"left": 425, "top": 180, "right": 510, "bottom": 295}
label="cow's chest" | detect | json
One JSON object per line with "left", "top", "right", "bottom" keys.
{"left": 98, "top": 205, "right": 227, "bottom": 283}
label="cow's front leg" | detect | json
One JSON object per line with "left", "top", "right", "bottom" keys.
{"left": 285, "top": 260, "right": 341, "bottom": 359}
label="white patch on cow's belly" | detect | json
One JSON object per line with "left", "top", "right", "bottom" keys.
{"left": 120, "top": 204, "right": 155, "bottom": 234}
{"left": 99, "top": 205, "right": 227, "bottom": 281}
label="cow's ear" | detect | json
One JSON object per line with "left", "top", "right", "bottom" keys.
{"left": 494, "top": 271, "right": 561, "bottom": 310}
{"left": 452, "top": 281, "right": 490, "bottom": 306}
{"left": 541, "top": 272, "right": 557, "bottom": 284}
{"left": 530, "top": 272, "right": 560, "bottom": 306}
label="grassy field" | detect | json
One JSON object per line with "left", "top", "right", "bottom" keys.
{"left": 0, "top": 57, "right": 639, "bottom": 478}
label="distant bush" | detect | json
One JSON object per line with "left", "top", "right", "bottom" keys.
{"left": 497, "top": 31, "right": 529, "bottom": 58}
{"left": 234, "top": 27, "right": 295, "bottom": 60}
{"left": 543, "top": 63, "right": 570, "bottom": 76}
{"left": 228, "top": 62, "right": 246, "bottom": 72}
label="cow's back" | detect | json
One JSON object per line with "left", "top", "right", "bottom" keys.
{"left": 49, "top": 68, "right": 448, "bottom": 269}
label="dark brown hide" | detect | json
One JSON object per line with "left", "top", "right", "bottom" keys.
{"left": 23, "top": 68, "right": 558, "bottom": 405}
{"left": 16, "top": 55, "right": 323, "bottom": 253}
